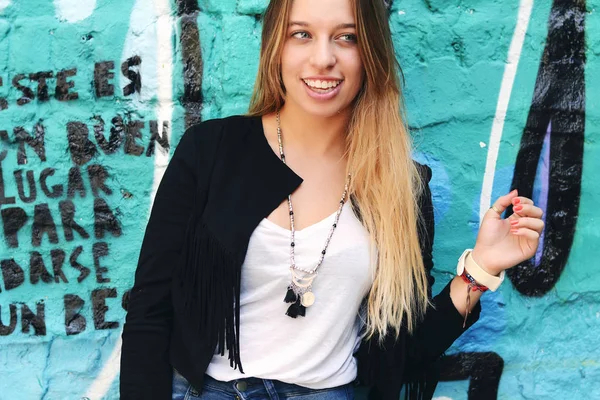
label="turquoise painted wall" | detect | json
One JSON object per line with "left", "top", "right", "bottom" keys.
{"left": 0, "top": 0, "right": 597, "bottom": 399}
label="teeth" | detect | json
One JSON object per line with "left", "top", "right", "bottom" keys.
{"left": 303, "top": 79, "right": 341, "bottom": 90}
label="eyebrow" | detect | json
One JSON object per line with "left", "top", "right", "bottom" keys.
{"left": 288, "top": 21, "right": 356, "bottom": 29}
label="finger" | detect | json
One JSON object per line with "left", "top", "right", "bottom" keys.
{"left": 511, "top": 196, "right": 534, "bottom": 206}
{"left": 489, "top": 189, "right": 519, "bottom": 218}
{"left": 510, "top": 227, "right": 541, "bottom": 241}
{"left": 510, "top": 217, "right": 545, "bottom": 234}
{"left": 511, "top": 204, "right": 544, "bottom": 219}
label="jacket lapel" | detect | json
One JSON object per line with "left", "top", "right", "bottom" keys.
{"left": 202, "top": 115, "right": 303, "bottom": 257}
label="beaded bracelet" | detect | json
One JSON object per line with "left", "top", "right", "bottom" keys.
{"left": 460, "top": 270, "right": 488, "bottom": 328}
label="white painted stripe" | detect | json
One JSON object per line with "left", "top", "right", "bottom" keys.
{"left": 83, "top": 334, "right": 122, "bottom": 399}
{"left": 84, "top": 0, "right": 174, "bottom": 398}
{"left": 150, "top": 0, "right": 175, "bottom": 204}
{"left": 53, "top": 0, "right": 96, "bottom": 22}
{"left": 479, "top": 0, "right": 534, "bottom": 223}
{"left": 0, "top": 0, "right": 11, "bottom": 13}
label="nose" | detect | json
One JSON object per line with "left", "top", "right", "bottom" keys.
{"left": 309, "top": 39, "right": 336, "bottom": 70}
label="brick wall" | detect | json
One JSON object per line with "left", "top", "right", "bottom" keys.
{"left": 0, "top": 0, "right": 598, "bottom": 399}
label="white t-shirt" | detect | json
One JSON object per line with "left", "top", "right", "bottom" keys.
{"left": 206, "top": 201, "right": 373, "bottom": 389}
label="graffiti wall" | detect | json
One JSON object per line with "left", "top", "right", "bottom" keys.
{"left": 0, "top": 0, "right": 597, "bottom": 399}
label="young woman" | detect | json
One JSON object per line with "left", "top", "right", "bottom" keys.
{"left": 120, "top": 0, "right": 544, "bottom": 399}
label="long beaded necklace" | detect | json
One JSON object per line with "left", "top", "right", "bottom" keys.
{"left": 276, "top": 111, "right": 351, "bottom": 318}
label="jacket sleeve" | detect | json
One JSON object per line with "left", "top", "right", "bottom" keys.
{"left": 403, "top": 163, "right": 481, "bottom": 396}
{"left": 119, "top": 123, "right": 220, "bottom": 399}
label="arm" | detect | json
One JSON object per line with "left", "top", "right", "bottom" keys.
{"left": 120, "top": 124, "right": 219, "bottom": 399}
{"left": 403, "top": 165, "right": 543, "bottom": 399}
{"left": 404, "top": 164, "right": 481, "bottom": 372}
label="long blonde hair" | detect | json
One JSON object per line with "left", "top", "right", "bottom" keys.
{"left": 248, "top": 0, "right": 429, "bottom": 338}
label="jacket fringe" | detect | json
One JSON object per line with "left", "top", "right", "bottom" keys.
{"left": 401, "top": 349, "right": 440, "bottom": 400}
{"left": 179, "top": 213, "right": 244, "bottom": 373}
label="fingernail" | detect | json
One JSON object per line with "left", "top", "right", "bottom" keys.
{"left": 513, "top": 198, "right": 521, "bottom": 205}
{"left": 511, "top": 229, "right": 519, "bottom": 234}
{"left": 514, "top": 205, "right": 523, "bottom": 211}
{"left": 510, "top": 220, "right": 519, "bottom": 226}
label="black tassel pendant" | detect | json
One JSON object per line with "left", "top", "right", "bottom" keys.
{"left": 284, "top": 287, "right": 297, "bottom": 303}
{"left": 285, "top": 295, "right": 306, "bottom": 318}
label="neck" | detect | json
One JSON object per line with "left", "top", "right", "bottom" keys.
{"left": 278, "top": 103, "right": 349, "bottom": 157}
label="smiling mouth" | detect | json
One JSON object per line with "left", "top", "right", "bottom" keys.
{"left": 302, "top": 78, "right": 343, "bottom": 93}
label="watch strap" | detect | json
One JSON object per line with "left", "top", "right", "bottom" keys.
{"left": 457, "top": 249, "right": 505, "bottom": 292}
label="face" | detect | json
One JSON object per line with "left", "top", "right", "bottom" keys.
{"left": 280, "top": 0, "right": 365, "bottom": 119}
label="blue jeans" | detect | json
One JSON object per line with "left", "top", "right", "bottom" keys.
{"left": 172, "top": 370, "right": 355, "bottom": 400}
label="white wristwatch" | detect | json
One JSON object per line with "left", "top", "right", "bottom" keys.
{"left": 456, "top": 249, "right": 505, "bottom": 292}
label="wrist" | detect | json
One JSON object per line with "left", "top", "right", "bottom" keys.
{"left": 456, "top": 249, "right": 505, "bottom": 292}
{"left": 471, "top": 248, "right": 503, "bottom": 277}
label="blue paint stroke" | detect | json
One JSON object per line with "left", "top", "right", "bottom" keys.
{"left": 532, "top": 121, "right": 551, "bottom": 266}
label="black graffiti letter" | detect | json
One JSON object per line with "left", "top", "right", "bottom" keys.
{"left": 91, "top": 288, "right": 119, "bottom": 330}
{"left": 51, "top": 249, "right": 68, "bottom": 283}
{"left": 55, "top": 68, "right": 79, "bottom": 101}
{"left": 438, "top": 352, "right": 505, "bottom": 399}
{"left": 0, "top": 304, "right": 17, "bottom": 336}
{"left": 92, "top": 242, "right": 110, "bottom": 283}
{"left": 12, "top": 74, "right": 35, "bottom": 106}
{"left": 87, "top": 164, "right": 112, "bottom": 197}
{"left": 125, "top": 120, "right": 144, "bottom": 156}
{"left": 30, "top": 251, "right": 54, "bottom": 284}
{"left": 92, "top": 115, "right": 122, "bottom": 154}
{"left": 0, "top": 77, "right": 8, "bottom": 111}
{"left": 21, "top": 302, "right": 46, "bottom": 335}
{"left": 121, "top": 56, "right": 141, "bottom": 96}
{"left": 94, "top": 198, "right": 122, "bottom": 239}
{"left": 69, "top": 246, "right": 91, "bottom": 283}
{"left": 177, "top": 2, "right": 203, "bottom": 127}
{"left": 64, "top": 294, "right": 86, "bottom": 335}
{"left": 29, "top": 71, "right": 54, "bottom": 102}
{"left": 40, "top": 168, "right": 64, "bottom": 198}
{"left": 94, "top": 61, "right": 115, "bottom": 98}
{"left": 146, "top": 120, "right": 170, "bottom": 156}
{"left": 0, "top": 150, "right": 16, "bottom": 205}
{"left": 67, "top": 122, "right": 97, "bottom": 166}
{"left": 14, "top": 121, "right": 46, "bottom": 165}
{"left": 1, "top": 207, "right": 28, "bottom": 248}
{"left": 122, "top": 289, "right": 131, "bottom": 311}
{"left": 14, "top": 170, "right": 37, "bottom": 203}
{"left": 1, "top": 259, "right": 24, "bottom": 290}
{"left": 508, "top": 0, "right": 586, "bottom": 296}
{"left": 59, "top": 200, "right": 90, "bottom": 241}
{"left": 31, "top": 203, "right": 59, "bottom": 247}
{"left": 67, "top": 166, "right": 87, "bottom": 198}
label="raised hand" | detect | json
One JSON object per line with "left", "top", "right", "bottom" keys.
{"left": 471, "top": 190, "right": 545, "bottom": 276}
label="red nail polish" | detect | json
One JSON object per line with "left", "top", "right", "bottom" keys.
{"left": 514, "top": 205, "right": 523, "bottom": 211}
{"left": 510, "top": 220, "right": 519, "bottom": 225}
{"left": 513, "top": 198, "right": 521, "bottom": 205}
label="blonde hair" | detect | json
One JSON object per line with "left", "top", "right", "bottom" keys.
{"left": 248, "top": 0, "right": 429, "bottom": 338}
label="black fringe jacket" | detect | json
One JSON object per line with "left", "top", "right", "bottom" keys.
{"left": 120, "top": 115, "right": 481, "bottom": 400}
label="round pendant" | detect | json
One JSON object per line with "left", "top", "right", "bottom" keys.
{"left": 301, "top": 291, "right": 315, "bottom": 307}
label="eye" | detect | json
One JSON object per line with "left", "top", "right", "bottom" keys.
{"left": 338, "top": 33, "right": 357, "bottom": 43}
{"left": 291, "top": 31, "right": 311, "bottom": 40}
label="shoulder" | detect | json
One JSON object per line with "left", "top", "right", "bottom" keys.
{"left": 183, "top": 114, "right": 261, "bottom": 146}
{"left": 413, "top": 161, "right": 432, "bottom": 184}
{"left": 172, "top": 114, "right": 264, "bottom": 178}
